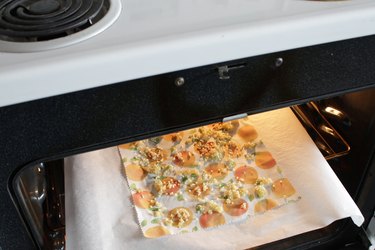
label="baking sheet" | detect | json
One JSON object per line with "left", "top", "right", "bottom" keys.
{"left": 118, "top": 116, "right": 301, "bottom": 238}
{"left": 65, "top": 108, "right": 364, "bottom": 250}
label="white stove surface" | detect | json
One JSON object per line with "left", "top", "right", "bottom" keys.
{"left": 1, "top": 0, "right": 375, "bottom": 107}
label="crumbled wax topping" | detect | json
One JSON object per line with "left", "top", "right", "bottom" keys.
{"left": 221, "top": 181, "right": 246, "bottom": 204}
{"left": 186, "top": 127, "right": 232, "bottom": 160}
{"left": 187, "top": 181, "right": 209, "bottom": 197}
{"left": 211, "top": 121, "right": 237, "bottom": 132}
{"left": 163, "top": 217, "right": 173, "bottom": 226}
{"left": 132, "top": 146, "right": 173, "bottom": 175}
{"left": 254, "top": 185, "right": 267, "bottom": 198}
{"left": 243, "top": 142, "right": 257, "bottom": 150}
{"left": 173, "top": 152, "right": 185, "bottom": 163}
{"left": 169, "top": 208, "right": 191, "bottom": 228}
{"left": 153, "top": 210, "right": 162, "bottom": 217}
{"left": 195, "top": 141, "right": 220, "bottom": 160}
{"left": 196, "top": 200, "right": 223, "bottom": 214}
{"left": 240, "top": 202, "right": 247, "bottom": 209}
{"left": 142, "top": 147, "right": 165, "bottom": 163}
{"left": 244, "top": 153, "right": 255, "bottom": 161}
{"left": 255, "top": 177, "right": 273, "bottom": 186}
{"left": 201, "top": 171, "right": 214, "bottom": 183}
{"left": 189, "top": 127, "right": 231, "bottom": 144}
{"left": 154, "top": 177, "right": 179, "bottom": 195}
{"left": 225, "top": 141, "right": 243, "bottom": 158}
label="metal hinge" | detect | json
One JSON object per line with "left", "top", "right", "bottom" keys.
{"left": 223, "top": 113, "right": 247, "bottom": 122}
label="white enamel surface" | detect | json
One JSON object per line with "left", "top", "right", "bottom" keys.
{"left": 1, "top": 0, "right": 375, "bottom": 107}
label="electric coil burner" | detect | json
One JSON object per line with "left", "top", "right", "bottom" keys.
{"left": 0, "top": 0, "right": 121, "bottom": 52}
{"left": 0, "top": 0, "right": 108, "bottom": 41}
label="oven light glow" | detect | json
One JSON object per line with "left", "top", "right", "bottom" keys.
{"left": 324, "top": 106, "right": 343, "bottom": 117}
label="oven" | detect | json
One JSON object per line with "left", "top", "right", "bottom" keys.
{"left": 2, "top": 0, "right": 375, "bottom": 249}
{"left": 1, "top": 34, "right": 375, "bottom": 249}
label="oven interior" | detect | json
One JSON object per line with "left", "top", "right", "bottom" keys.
{"left": 9, "top": 87, "right": 375, "bottom": 249}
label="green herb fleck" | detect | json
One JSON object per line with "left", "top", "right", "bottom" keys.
{"left": 195, "top": 204, "right": 203, "bottom": 213}
{"left": 122, "top": 158, "right": 127, "bottom": 163}
{"left": 141, "top": 220, "right": 147, "bottom": 227}
{"left": 277, "top": 166, "right": 283, "bottom": 174}
{"left": 219, "top": 183, "right": 226, "bottom": 189}
{"left": 190, "top": 173, "right": 198, "bottom": 180}
{"left": 192, "top": 226, "right": 198, "bottom": 232}
{"left": 177, "top": 193, "right": 185, "bottom": 201}
{"left": 149, "top": 207, "right": 160, "bottom": 211}
{"left": 151, "top": 218, "right": 160, "bottom": 224}
{"left": 248, "top": 194, "right": 255, "bottom": 201}
{"left": 181, "top": 230, "right": 189, "bottom": 234}
{"left": 149, "top": 137, "right": 162, "bottom": 145}
{"left": 181, "top": 176, "right": 188, "bottom": 183}
{"left": 129, "top": 183, "right": 137, "bottom": 191}
{"left": 170, "top": 147, "right": 177, "bottom": 154}
{"left": 227, "top": 160, "right": 236, "bottom": 170}
{"left": 131, "top": 156, "right": 140, "bottom": 163}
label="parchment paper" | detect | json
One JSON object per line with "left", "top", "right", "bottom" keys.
{"left": 65, "top": 108, "right": 364, "bottom": 250}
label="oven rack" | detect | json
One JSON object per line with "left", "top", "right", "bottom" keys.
{"left": 292, "top": 102, "right": 351, "bottom": 161}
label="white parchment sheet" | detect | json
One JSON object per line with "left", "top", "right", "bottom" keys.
{"left": 65, "top": 108, "right": 364, "bottom": 250}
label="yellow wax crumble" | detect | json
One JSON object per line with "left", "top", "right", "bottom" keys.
{"left": 222, "top": 181, "right": 247, "bottom": 204}
{"left": 187, "top": 181, "right": 209, "bottom": 195}
{"left": 169, "top": 208, "right": 191, "bottom": 228}
{"left": 174, "top": 152, "right": 184, "bottom": 162}
{"left": 252, "top": 177, "right": 272, "bottom": 198}
{"left": 240, "top": 202, "right": 247, "bottom": 209}
{"left": 154, "top": 178, "right": 165, "bottom": 195}
{"left": 186, "top": 126, "right": 231, "bottom": 148}
{"left": 243, "top": 142, "right": 257, "bottom": 161}
{"left": 196, "top": 201, "right": 223, "bottom": 214}
{"left": 226, "top": 160, "right": 236, "bottom": 170}
{"left": 163, "top": 218, "right": 173, "bottom": 226}
{"left": 254, "top": 185, "right": 268, "bottom": 198}
{"left": 243, "top": 142, "right": 257, "bottom": 150}
{"left": 143, "top": 147, "right": 165, "bottom": 162}
{"left": 154, "top": 177, "right": 178, "bottom": 195}
{"left": 178, "top": 169, "right": 199, "bottom": 177}
{"left": 225, "top": 141, "right": 243, "bottom": 158}
{"left": 244, "top": 154, "right": 255, "bottom": 161}
{"left": 255, "top": 177, "right": 273, "bottom": 186}
{"left": 201, "top": 172, "right": 214, "bottom": 183}
{"left": 141, "top": 163, "right": 171, "bottom": 175}
{"left": 193, "top": 140, "right": 223, "bottom": 161}
{"left": 133, "top": 146, "right": 173, "bottom": 174}
{"left": 153, "top": 211, "right": 162, "bottom": 217}
{"left": 211, "top": 121, "right": 237, "bottom": 132}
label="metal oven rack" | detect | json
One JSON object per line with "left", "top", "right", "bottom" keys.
{"left": 292, "top": 102, "right": 350, "bottom": 160}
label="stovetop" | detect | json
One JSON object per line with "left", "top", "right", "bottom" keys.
{"left": 0, "top": 0, "right": 375, "bottom": 108}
